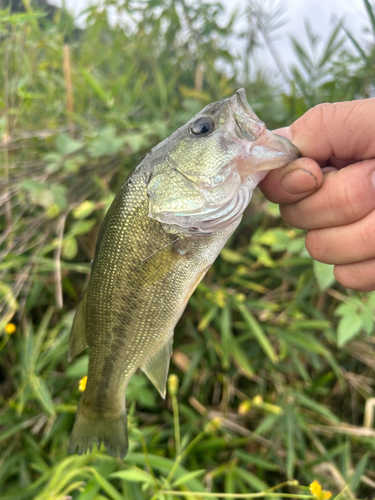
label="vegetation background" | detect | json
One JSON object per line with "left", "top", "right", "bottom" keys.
{"left": 1, "top": 0, "right": 375, "bottom": 499}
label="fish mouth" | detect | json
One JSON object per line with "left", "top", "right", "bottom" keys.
{"left": 228, "top": 89, "right": 265, "bottom": 142}
{"left": 229, "top": 88, "right": 300, "bottom": 168}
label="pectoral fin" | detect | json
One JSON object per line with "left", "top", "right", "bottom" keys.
{"left": 68, "top": 290, "right": 88, "bottom": 361}
{"left": 142, "top": 334, "right": 173, "bottom": 398}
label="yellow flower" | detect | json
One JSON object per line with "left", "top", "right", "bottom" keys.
{"left": 253, "top": 394, "right": 263, "bottom": 406}
{"left": 5, "top": 323, "right": 16, "bottom": 334}
{"left": 204, "top": 416, "right": 222, "bottom": 434}
{"left": 309, "top": 480, "right": 332, "bottom": 500}
{"left": 79, "top": 376, "right": 87, "bottom": 392}
{"left": 168, "top": 374, "right": 179, "bottom": 396}
{"left": 310, "top": 481, "right": 322, "bottom": 497}
{"left": 238, "top": 400, "right": 252, "bottom": 415}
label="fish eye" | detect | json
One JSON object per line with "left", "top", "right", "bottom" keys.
{"left": 190, "top": 117, "right": 215, "bottom": 136}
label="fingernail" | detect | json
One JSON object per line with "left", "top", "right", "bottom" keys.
{"left": 281, "top": 168, "right": 317, "bottom": 194}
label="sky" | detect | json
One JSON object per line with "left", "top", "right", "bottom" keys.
{"left": 51, "top": 0, "right": 372, "bottom": 78}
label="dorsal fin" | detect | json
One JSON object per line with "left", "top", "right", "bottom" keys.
{"left": 141, "top": 334, "right": 173, "bottom": 398}
{"left": 68, "top": 290, "right": 88, "bottom": 361}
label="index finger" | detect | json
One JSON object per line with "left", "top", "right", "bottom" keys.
{"left": 289, "top": 99, "right": 375, "bottom": 162}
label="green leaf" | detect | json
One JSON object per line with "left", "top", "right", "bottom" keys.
{"left": 81, "top": 69, "right": 114, "bottom": 107}
{"left": 234, "top": 467, "right": 268, "bottom": 492}
{"left": 62, "top": 238, "right": 78, "bottom": 260}
{"left": 124, "top": 453, "right": 206, "bottom": 493}
{"left": 335, "top": 302, "right": 357, "bottom": 317}
{"left": 350, "top": 453, "right": 369, "bottom": 492}
{"left": 56, "top": 134, "right": 84, "bottom": 155}
{"left": 21, "top": 180, "right": 54, "bottom": 209}
{"left": 72, "top": 201, "right": 97, "bottom": 219}
{"left": 110, "top": 468, "right": 153, "bottom": 484}
{"left": 238, "top": 304, "right": 278, "bottom": 363}
{"left": 68, "top": 219, "right": 96, "bottom": 237}
{"left": 337, "top": 314, "right": 362, "bottom": 346}
{"left": 29, "top": 374, "right": 55, "bottom": 416}
{"left": 50, "top": 185, "right": 68, "bottom": 210}
{"left": 66, "top": 355, "right": 89, "bottom": 378}
{"left": 254, "top": 227, "right": 291, "bottom": 252}
{"left": 87, "top": 469, "right": 123, "bottom": 500}
{"left": 361, "top": 311, "right": 374, "bottom": 335}
{"left": 171, "top": 469, "right": 205, "bottom": 487}
{"left": 88, "top": 126, "right": 126, "bottom": 157}
{"left": 313, "top": 261, "right": 336, "bottom": 291}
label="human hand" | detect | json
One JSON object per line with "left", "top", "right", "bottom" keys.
{"left": 259, "top": 99, "right": 375, "bottom": 292}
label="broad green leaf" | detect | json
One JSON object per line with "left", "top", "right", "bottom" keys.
{"left": 62, "top": 238, "right": 78, "bottom": 260}
{"left": 56, "top": 133, "right": 84, "bottom": 155}
{"left": 313, "top": 260, "right": 335, "bottom": 291}
{"left": 21, "top": 180, "right": 54, "bottom": 209}
{"left": 73, "top": 201, "right": 97, "bottom": 219}
{"left": 68, "top": 219, "right": 96, "bottom": 237}
{"left": 88, "top": 126, "right": 126, "bottom": 157}
{"left": 66, "top": 355, "right": 89, "bottom": 378}
{"left": 337, "top": 314, "right": 362, "bottom": 346}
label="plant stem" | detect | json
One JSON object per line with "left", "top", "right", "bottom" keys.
{"left": 159, "top": 492, "right": 312, "bottom": 499}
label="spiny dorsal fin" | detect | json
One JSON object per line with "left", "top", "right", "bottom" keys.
{"left": 68, "top": 290, "right": 88, "bottom": 361}
{"left": 141, "top": 334, "right": 173, "bottom": 398}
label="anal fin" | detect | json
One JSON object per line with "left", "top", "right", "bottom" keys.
{"left": 69, "top": 290, "right": 88, "bottom": 361}
{"left": 141, "top": 334, "right": 173, "bottom": 398}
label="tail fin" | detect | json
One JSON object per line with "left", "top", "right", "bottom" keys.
{"left": 70, "top": 401, "right": 128, "bottom": 458}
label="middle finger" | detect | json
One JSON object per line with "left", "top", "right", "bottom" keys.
{"left": 280, "top": 159, "right": 375, "bottom": 230}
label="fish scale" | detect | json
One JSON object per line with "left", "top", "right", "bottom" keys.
{"left": 68, "top": 89, "right": 299, "bottom": 457}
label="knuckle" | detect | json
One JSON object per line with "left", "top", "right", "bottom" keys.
{"left": 330, "top": 179, "right": 359, "bottom": 224}
{"left": 305, "top": 230, "right": 325, "bottom": 261}
{"left": 296, "top": 103, "right": 335, "bottom": 137}
{"left": 359, "top": 217, "right": 375, "bottom": 258}
{"left": 333, "top": 265, "right": 354, "bottom": 288}
{"left": 279, "top": 205, "right": 306, "bottom": 229}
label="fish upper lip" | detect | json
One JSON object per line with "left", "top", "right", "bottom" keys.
{"left": 235, "top": 88, "right": 253, "bottom": 115}
{"left": 228, "top": 88, "right": 252, "bottom": 116}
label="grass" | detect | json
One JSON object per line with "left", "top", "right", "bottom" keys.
{"left": 1, "top": 1, "right": 375, "bottom": 499}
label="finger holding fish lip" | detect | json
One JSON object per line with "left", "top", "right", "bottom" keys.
{"left": 258, "top": 157, "right": 322, "bottom": 204}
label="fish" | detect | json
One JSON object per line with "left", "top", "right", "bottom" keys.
{"left": 68, "top": 89, "right": 300, "bottom": 458}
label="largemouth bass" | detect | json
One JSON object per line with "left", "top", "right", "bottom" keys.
{"left": 69, "top": 89, "right": 299, "bottom": 458}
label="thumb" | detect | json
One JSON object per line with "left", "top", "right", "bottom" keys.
{"left": 258, "top": 126, "right": 323, "bottom": 204}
